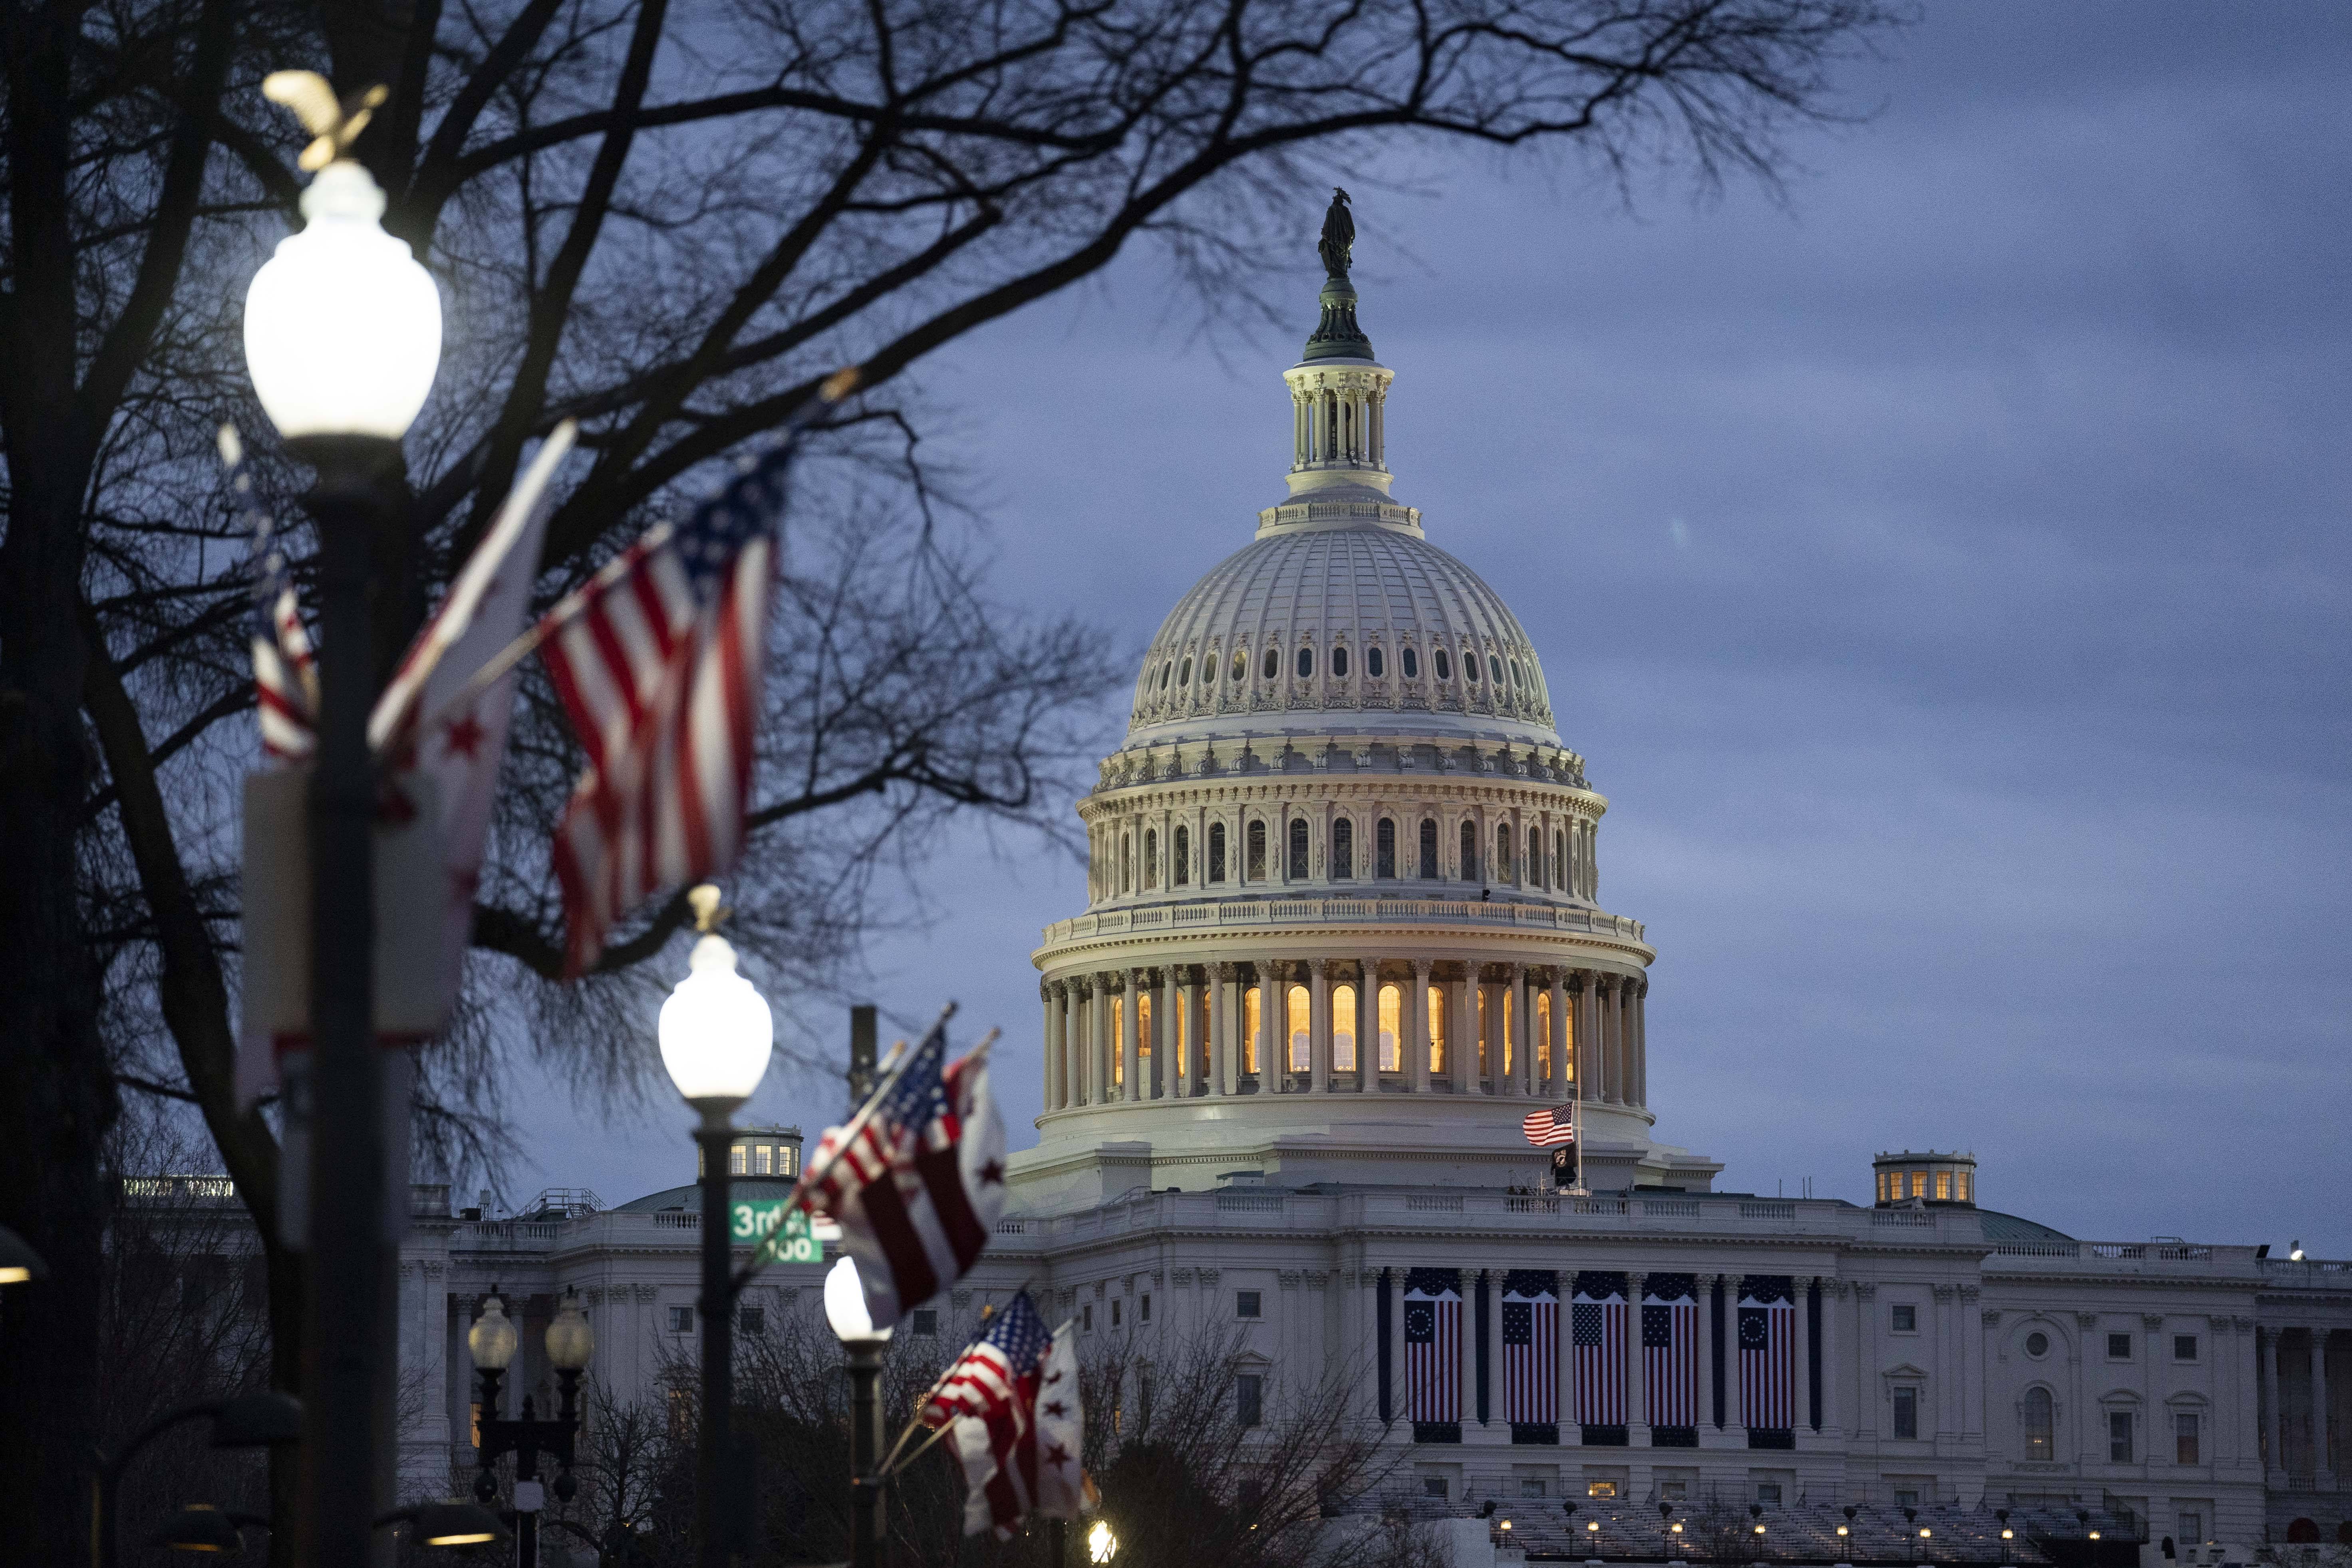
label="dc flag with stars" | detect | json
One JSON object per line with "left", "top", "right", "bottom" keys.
{"left": 539, "top": 436, "right": 798, "bottom": 976}
{"left": 796, "top": 1015, "right": 1007, "bottom": 1329}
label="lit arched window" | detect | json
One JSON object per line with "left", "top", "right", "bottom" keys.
{"left": 1333, "top": 983, "right": 1357, "bottom": 1071}
{"left": 1332, "top": 645, "right": 1349, "bottom": 679}
{"left": 1402, "top": 646, "right": 1419, "bottom": 679}
{"left": 1173, "top": 825, "right": 1190, "bottom": 885}
{"left": 1376, "top": 818, "right": 1396, "bottom": 878}
{"left": 1377, "top": 983, "right": 1401, "bottom": 1072}
{"left": 1262, "top": 648, "right": 1279, "bottom": 680}
{"left": 1419, "top": 818, "right": 1439, "bottom": 879}
{"left": 1459, "top": 820, "right": 1478, "bottom": 881}
{"left": 1432, "top": 649, "right": 1450, "bottom": 681}
{"left": 1536, "top": 991, "right": 1552, "bottom": 1080}
{"left": 2023, "top": 1386, "right": 2054, "bottom": 1458}
{"left": 1296, "top": 646, "right": 1313, "bottom": 679}
{"left": 1142, "top": 829, "right": 1158, "bottom": 890}
{"left": 1496, "top": 823, "right": 1514, "bottom": 885}
{"left": 1287, "top": 984, "right": 1311, "bottom": 1072}
{"left": 1332, "top": 818, "right": 1354, "bottom": 879}
{"left": 1287, "top": 818, "right": 1309, "bottom": 879}
{"left": 1209, "top": 822, "right": 1228, "bottom": 882}
{"left": 1367, "top": 646, "right": 1385, "bottom": 679}
{"left": 1231, "top": 650, "right": 1246, "bottom": 683}
{"left": 1245, "top": 820, "right": 1266, "bottom": 881}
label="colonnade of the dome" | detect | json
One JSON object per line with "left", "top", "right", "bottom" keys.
{"left": 1037, "top": 959, "right": 1647, "bottom": 1111}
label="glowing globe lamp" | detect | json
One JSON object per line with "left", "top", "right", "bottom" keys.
{"left": 658, "top": 927, "right": 773, "bottom": 1114}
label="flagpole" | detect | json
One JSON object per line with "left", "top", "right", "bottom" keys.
{"left": 784, "top": 1004, "right": 954, "bottom": 1213}
{"left": 873, "top": 1268, "right": 1034, "bottom": 1477}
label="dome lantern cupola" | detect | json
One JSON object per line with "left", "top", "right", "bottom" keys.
{"left": 1284, "top": 188, "right": 1395, "bottom": 501}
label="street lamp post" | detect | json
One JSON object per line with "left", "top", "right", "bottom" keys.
{"left": 825, "top": 1256, "right": 892, "bottom": 1568}
{"left": 469, "top": 1289, "right": 594, "bottom": 1568}
{"left": 91, "top": 1391, "right": 303, "bottom": 1568}
{"left": 241, "top": 119, "right": 443, "bottom": 1568}
{"left": 658, "top": 886, "right": 775, "bottom": 1568}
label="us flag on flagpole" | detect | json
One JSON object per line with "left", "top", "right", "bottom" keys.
{"left": 1500, "top": 1271, "right": 1558, "bottom": 1429}
{"left": 924, "top": 1292, "right": 1061, "bottom": 1539}
{"left": 1402, "top": 1270, "right": 1460, "bottom": 1428}
{"left": 1642, "top": 1273, "right": 1699, "bottom": 1430}
{"left": 1520, "top": 1102, "right": 1577, "bottom": 1147}
{"left": 1738, "top": 1276, "right": 1797, "bottom": 1431}
{"left": 219, "top": 427, "right": 316, "bottom": 762}
{"left": 795, "top": 1012, "right": 1007, "bottom": 1329}
{"left": 539, "top": 368, "right": 856, "bottom": 976}
{"left": 1572, "top": 1271, "right": 1627, "bottom": 1432}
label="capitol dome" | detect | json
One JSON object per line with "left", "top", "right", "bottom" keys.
{"left": 1015, "top": 195, "right": 1710, "bottom": 1209}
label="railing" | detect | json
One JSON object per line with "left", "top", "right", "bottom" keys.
{"left": 1504, "top": 1196, "right": 1557, "bottom": 1214}
{"left": 2155, "top": 1244, "right": 2212, "bottom": 1260}
{"left": 1994, "top": 1241, "right": 2079, "bottom": 1257}
{"left": 1573, "top": 1198, "right": 1628, "bottom": 1217}
{"left": 1641, "top": 1198, "right": 1700, "bottom": 1218}
{"left": 2089, "top": 1243, "right": 2144, "bottom": 1260}
{"left": 120, "top": 1174, "right": 239, "bottom": 1203}
{"left": 1871, "top": 1209, "right": 1936, "bottom": 1228}
{"left": 1041, "top": 897, "right": 1646, "bottom": 947}
{"left": 994, "top": 1219, "right": 1027, "bottom": 1235}
{"left": 1740, "top": 1201, "right": 1797, "bottom": 1221}
{"left": 1215, "top": 1191, "right": 1285, "bottom": 1213}
{"left": 1405, "top": 1195, "right": 1464, "bottom": 1213}
{"left": 653, "top": 1211, "right": 699, "bottom": 1229}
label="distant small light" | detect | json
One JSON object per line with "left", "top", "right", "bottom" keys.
{"left": 1755, "top": 1525, "right": 1768, "bottom": 1535}
{"left": 1588, "top": 1521, "right": 1601, "bottom": 1532}
{"left": 1838, "top": 1526, "right": 1851, "bottom": 1536}
{"left": 2003, "top": 1530, "right": 2016, "bottom": 1540}
{"left": 1921, "top": 1528, "right": 1933, "bottom": 1538}
{"left": 2090, "top": 1531, "right": 2102, "bottom": 1541}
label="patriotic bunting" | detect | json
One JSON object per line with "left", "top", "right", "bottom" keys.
{"left": 1402, "top": 1270, "right": 1461, "bottom": 1430}
{"left": 1739, "top": 1275, "right": 1797, "bottom": 1432}
{"left": 1500, "top": 1270, "right": 1558, "bottom": 1431}
{"left": 1572, "top": 1270, "right": 1627, "bottom": 1435}
{"left": 1643, "top": 1273, "right": 1699, "bottom": 1434}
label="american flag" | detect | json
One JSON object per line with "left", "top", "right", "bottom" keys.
{"left": 1738, "top": 1276, "right": 1796, "bottom": 1431}
{"left": 1642, "top": 1273, "right": 1698, "bottom": 1429}
{"left": 1500, "top": 1271, "right": 1558, "bottom": 1427}
{"left": 795, "top": 1014, "right": 1007, "bottom": 1329}
{"left": 219, "top": 427, "right": 316, "bottom": 762}
{"left": 1521, "top": 1102, "right": 1577, "bottom": 1148}
{"left": 1572, "top": 1271, "right": 1627, "bottom": 1430}
{"left": 1403, "top": 1270, "right": 1460, "bottom": 1425}
{"left": 539, "top": 370, "right": 854, "bottom": 975}
{"left": 926, "top": 1292, "right": 1061, "bottom": 1538}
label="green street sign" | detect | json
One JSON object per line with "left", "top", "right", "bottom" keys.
{"left": 735, "top": 1199, "right": 819, "bottom": 1268}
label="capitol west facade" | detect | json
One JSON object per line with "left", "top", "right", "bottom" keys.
{"left": 377, "top": 244, "right": 2352, "bottom": 1559}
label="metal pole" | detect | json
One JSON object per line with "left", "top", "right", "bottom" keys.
{"left": 847, "top": 1343, "right": 884, "bottom": 1568}
{"left": 1047, "top": 1517, "right": 1065, "bottom": 1568}
{"left": 515, "top": 1411, "right": 539, "bottom": 1568}
{"left": 293, "top": 435, "right": 398, "bottom": 1568}
{"left": 696, "top": 1116, "right": 735, "bottom": 1568}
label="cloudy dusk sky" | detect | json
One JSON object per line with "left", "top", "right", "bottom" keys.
{"left": 507, "top": 2, "right": 2352, "bottom": 1255}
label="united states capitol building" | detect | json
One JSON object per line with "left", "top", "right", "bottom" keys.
{"left": 365, "top": 230, "right": 2352, "bottom": 1562}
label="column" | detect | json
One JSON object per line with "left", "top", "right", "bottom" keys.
{"left": 1634, "top": 978, "right": 1649, "bottom": 1106}
{"left": 1160, "top": 967, "right": 1179, "bottom": 1100}
{"left": 1793, "top": 1276, "right": 1815, "bottom": 1442}
{"left": 1506, "top": 963, "right": 1528, "bottom": 1096}
{"left": 1259, "top": 963, "right": 1282, "bottom": 1092}
{"left": 1629, "top": 1271, "right": 1652, "bottom": 1447}
{"left": 1818, "top": 1279, "right": 1842, "bottom": 1439}
{"left": 1724, "top": 1274, "right": 1747, "bottom": 1445}
{"left": 2262, "top": 1328, "right": 2282, "bottom": 1475}
{"left": 1599, "top": 975, "right": 1622, "bottom": 1103}
{"left": 1119, "top": 970, "right": 1141, "bottom": 1103}
{"left": 1363, "top": 959, "right": 1383, "bottom": 1088}
{"left": 1208, "top": 963, "right": 1233, "bottom": 1097}
{"left": 1568, "top": 972, "right": 1591, "bottom": 1096}
{"left": 1080, "top": 978, "right": 1101, "bottom": 1104}
{"left": 1697, "top": 1273, "right": 1715, "bottom": 1436}
{"left": 1452, "top": 971, "right": 1476, "bottom": 1094}
{"left": 1043, "top": 980, "right": 1065, "bottom": 1109}
{"left": 1561, "top": 1267, "right": 1581, "bottom": 1446}
{"left": 2313, "top": 1329, "right": 2334, "bottom": 1483}
{"left": 1308, "top": 958, "right": 1331, "bottom": 1094}
{"left": 1409, "top": 959, "right": 1432, "bottom": 1094}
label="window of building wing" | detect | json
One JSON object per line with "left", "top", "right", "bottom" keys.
{"left": 1288, "top": 818, "right": 1309, "bottom": 879}
{"left": 1246, "top": 820, "right": 1266, "bottom": 881}
{"left": 1333, "top": 983, "right": 1357, "bottom": 1071}
{"left": 1378, "top": 984, "right": 1401, "bottom": 1072}
{"left": 1460, "top": 821, "right": 1478, "bottom": 881}
{"left": 1376, "top": 818, "right": 1396, "bottom": 878}
{"left": 1893, "top": 1387, "right": 1918, "bottom": 1440}
{"left": 1420, "top": 818, "right": 1439, "bottom": 878}
{"left": 1286, "top": 985, "right": 1310, "bottom": 1072}
{"left": 1496, "top": 823, "right": 1514, "bottom": 884}
{"left": 2023, "top": 1386, "right": 2054, "bottom": 1457}
{"left": 2109, "top": 1411, "right": 2134, "bottom": 1462}
{"left": 2175, "top": 1412, "right": 2199, "bottom": 1464}
{"left": 1236, "top": 1373, "right": 1263, "bottom": 1428}
{"left": 1332, "top": 818, "right": 1354, "bottom": 879}
{"left": 1173, "top": 825, "right": 1190, "bottom": 885}
{"left": 1142, "top": 829, "right": 1157, "bottom": 890}
{"left": 1209, "top": 822, "right": 1227, "bottom": 882}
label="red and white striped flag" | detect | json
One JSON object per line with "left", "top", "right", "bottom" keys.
{"left": 1501, "top": 1272, "right": 1558, "bottom": 1428}
{"left": 795, "top": 1014, "right": 1007, "bottom": 1329}
{"left": 219, "top": 427, "right": 316, "bottom": 762}
{"left": 1402, "top": 1271, "right": 1460, "bottom": 1426}
{"left": 1739, "top": 1276, "right": 1796, "bottom": 1431}
{"left": 1643, "top": 1274, "right": 1699, "bottom": 1429}
{"left": 924, "top": 1292, "right": 1077, "bottom": 1539}
{"left": 1521, "top": 1102, "right": 1576, "bottom": 1147}
{"left": 539, "top": 369, "right": 856, "bottom": 975}
{"left": 1572, "top": 1270, "right": 1627, "bottom": 1431}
